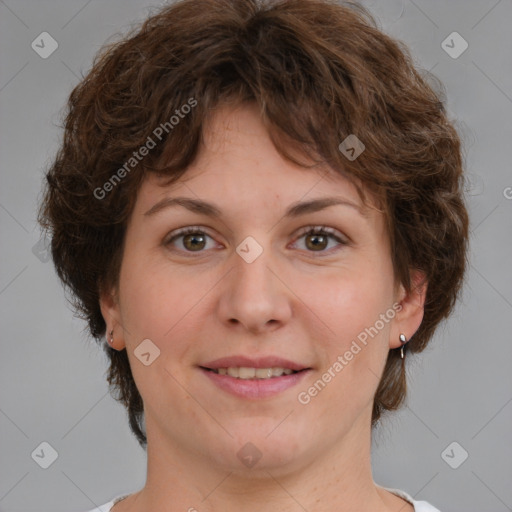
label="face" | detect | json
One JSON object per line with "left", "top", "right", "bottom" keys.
{"left": 101, "top": 103, "right": 424, "bottom": 475}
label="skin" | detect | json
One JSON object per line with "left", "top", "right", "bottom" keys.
{"left": 101, "top": 102, "right": 426, "bottom": 512}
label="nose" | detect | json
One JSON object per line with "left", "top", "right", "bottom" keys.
{"left": 217, "top": 241, "right": 293, "bottom": 335}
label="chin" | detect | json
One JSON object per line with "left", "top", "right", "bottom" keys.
{"left": 221, "top": 421, "right": 308, "bottom": 473}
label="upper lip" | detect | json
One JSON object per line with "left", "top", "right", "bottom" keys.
{"left": 201, "top": 355, "right": 310, "bottom": 371}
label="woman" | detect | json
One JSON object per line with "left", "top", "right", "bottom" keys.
{"left": 38, "top": 0, "right": 468, "bottom": 510}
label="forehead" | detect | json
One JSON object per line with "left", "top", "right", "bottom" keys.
{"left": 136, "top": 103, "right": 378, "bottom": 215}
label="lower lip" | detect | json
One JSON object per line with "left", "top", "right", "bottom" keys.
{"left": 200, "top": 368, "right": 311, "bottom": 399}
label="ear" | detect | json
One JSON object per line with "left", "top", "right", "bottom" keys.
{"left": 99, "top": 283, "right": 126, "bottom": 350}
{"left": 389, "top": 269, "right": 428, "bottom": 349}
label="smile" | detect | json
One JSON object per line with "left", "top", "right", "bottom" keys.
{"left": 207, "top": 367, "right": 299, "bottom": 379}
{"left": 199, "top": 366, "right": 311, "bottom": 399}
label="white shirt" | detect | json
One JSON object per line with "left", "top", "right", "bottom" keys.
{"left": 85, "top": 487, "right": 441, "bottom": 511}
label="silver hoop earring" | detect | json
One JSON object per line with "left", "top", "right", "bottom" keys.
{"left": 399, "top": 333, "right": 407, "bottom": 359}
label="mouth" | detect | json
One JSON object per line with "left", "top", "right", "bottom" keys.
{"left": 198, "top": 355, "right": 312, "bottom": 399}
{"left": 200, "top": 366, "right": 304, "bottom": 379}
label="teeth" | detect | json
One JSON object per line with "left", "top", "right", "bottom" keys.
{"left": 213, "top": 367, "right": 297, "bottom": 379}
{"left": 256, "top": 368, "right": 273, "bottom": 379}
{"left": 238, "top": 367, "right": 255, "bottom": 379}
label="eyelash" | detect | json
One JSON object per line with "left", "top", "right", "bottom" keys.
{"left": 164, "top": 225, "right": 348, "bottom": 257}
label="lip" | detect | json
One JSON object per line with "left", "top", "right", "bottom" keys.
{"left": 200, "top": 366, "right": 312, "bottom": 399}
{"left": 199, "top": 355, "right": 312, "bottom": 400}
{"left": 201, "top": 355, "right": 309, "bottom": 372}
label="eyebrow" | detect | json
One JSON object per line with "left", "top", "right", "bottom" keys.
{"left": 143, "top": 196, "right": 364, "bottom": 219}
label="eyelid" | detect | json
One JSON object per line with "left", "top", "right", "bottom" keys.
{"left": 292, "top": 224, "right": 349, "bottom": 244}
{"left": 163, "top": 225, "right": 218, "bottom": 246}
{"left": 289, "top": 225, "right": 350, "bottom": 256}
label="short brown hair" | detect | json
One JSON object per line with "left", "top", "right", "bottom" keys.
{"left": 38, "top": 0, "right": 469, "bottom": 448}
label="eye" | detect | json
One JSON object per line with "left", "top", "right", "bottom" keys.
{"left": 164, "top": 226, "right": 217, "bottom": 253}
{"left": 164, "top": 225, "right": 348, "bottom": 256}
{"left": 291, "top": 225, "right": 348, "bottom": 255}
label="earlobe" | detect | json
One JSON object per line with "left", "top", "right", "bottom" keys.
{"left": 99, "top": 285, "right": 126, "bottom": 349}
{"left": 390, "top": 270, "right": 428, "bottom": 350}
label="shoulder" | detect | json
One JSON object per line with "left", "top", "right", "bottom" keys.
{"left": 82, "top": 493, "right": 129, "bottom": 512}
{"left": 82, "top": 502, "right": 114, "bottom": 512}
{"left": 382, "top": 486, "right": 442, "bottom": 512}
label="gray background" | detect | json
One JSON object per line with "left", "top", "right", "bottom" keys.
{"left": 1, "top": 0, "right": 511, "bottom": 511}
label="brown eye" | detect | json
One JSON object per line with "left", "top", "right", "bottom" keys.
{"left": 182, "top": 232, "right": 207, "bottom": 251}
{"left": 165, "top": 227, "right": 214, "bottom": 253}
{"left": 293, "top": 226, "right": 348, "bottom": 255}
{"left": 305, "top": 232, "right": 329, "bottom": 251}
{"left": 165, "top": 225, "right": 348, "bottom": 257}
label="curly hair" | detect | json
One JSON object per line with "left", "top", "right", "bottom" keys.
{"left": 38, "top": 0, "right": 469, "bottom": 448}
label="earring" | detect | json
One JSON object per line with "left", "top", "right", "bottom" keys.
{"left": 108, "top": 329, "right": 114, "bottom": 346}
{"left": 399, "top": 333, "right": 407, "bottom": 359}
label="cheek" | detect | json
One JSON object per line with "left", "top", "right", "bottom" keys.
{"left": 116, "top": 253, "right": 200, "bottom": 408}
{"left": 117, "top": 246, "right": 184, "bottom": 341}
{"left": 297, "top": 272, "right": 394, "bottom": 421}
{"left": 302, "top": 264, "right": 394, "bottom": 348}
{"left": 118, "top": 248, "right": 218, "bottom": 359}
